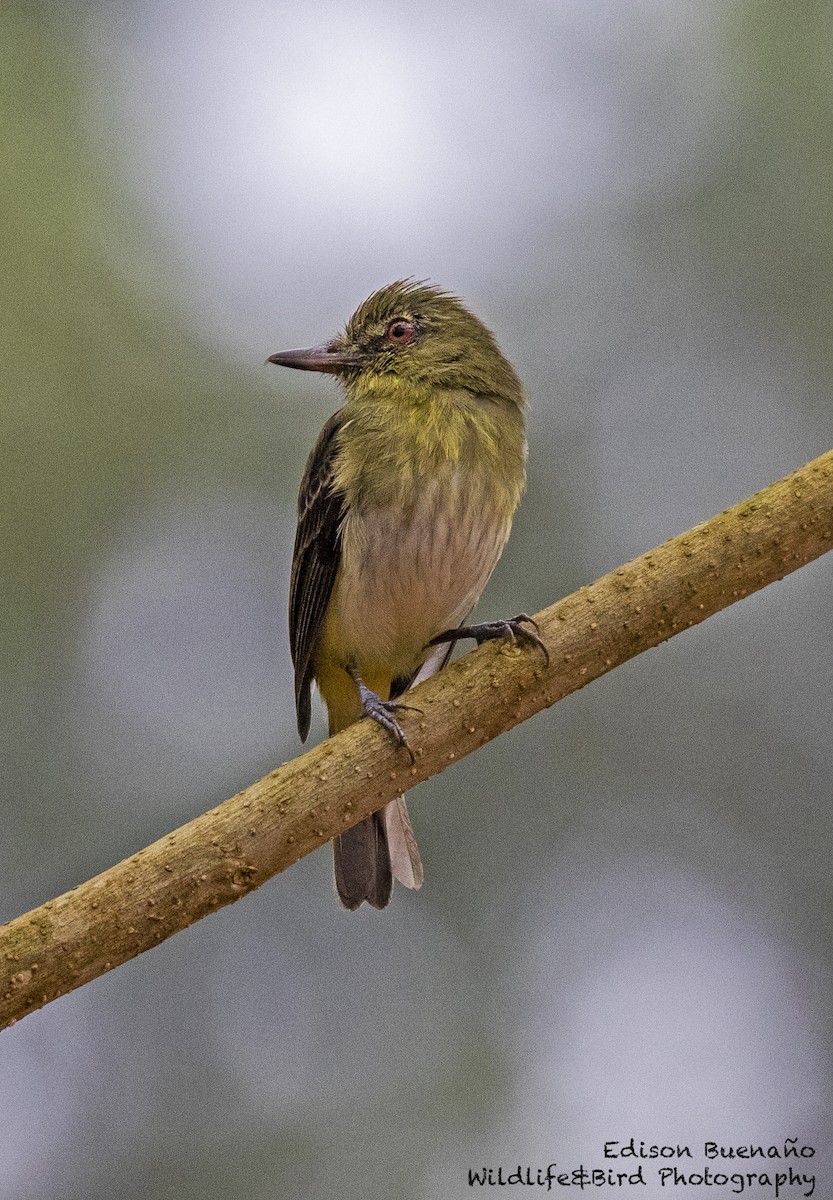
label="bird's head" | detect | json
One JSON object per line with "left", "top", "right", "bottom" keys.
{"left": 268, "top": 280, "right": 523, "bottom": 408}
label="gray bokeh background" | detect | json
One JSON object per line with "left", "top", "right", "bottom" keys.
{"left": 3, "top": 1, "right": 832, "bottom": 1197}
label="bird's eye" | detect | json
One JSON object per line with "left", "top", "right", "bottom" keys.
{"left": 385, "top": 318, "right": 416, "bottom": 345}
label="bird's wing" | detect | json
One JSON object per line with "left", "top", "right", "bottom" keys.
{"left": 289, "top": 410, "right": 346, "bottom": 740}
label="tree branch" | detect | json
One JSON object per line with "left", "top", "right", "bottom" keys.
{"left": 2, "top": 449, "right": 832, "bottom": 1029}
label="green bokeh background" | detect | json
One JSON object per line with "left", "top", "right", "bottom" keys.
{"left": 2, "top": 3, "right": 832, "bottom": 1198}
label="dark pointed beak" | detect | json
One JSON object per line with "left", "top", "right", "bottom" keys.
{"left": 266, "top": 341, "right": 359, "bottom": 375}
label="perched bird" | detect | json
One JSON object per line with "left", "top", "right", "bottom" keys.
{"left": 268, "top": 280, "right": 543, "bottom": 910}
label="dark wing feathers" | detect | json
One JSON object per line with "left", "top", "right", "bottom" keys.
{"left": 289, "top": 410, "right": 346, "bottom": 740}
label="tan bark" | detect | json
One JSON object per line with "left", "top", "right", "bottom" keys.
{"left": 2, "top": 448, "right": 832, "bottom": 1029}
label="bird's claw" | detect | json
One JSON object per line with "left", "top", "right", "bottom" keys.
{"left": 361, "top": 696, "right": 417, "bottom": 764}
{"left": 498, "top": 613, "right": 550, "bottom": 665}
{"left": 349, "top": 667, "right": 420, "bottom": 763}
{"left": 429, "top": 612, "right": 549, "bottom": 666}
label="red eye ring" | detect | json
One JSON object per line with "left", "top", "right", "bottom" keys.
{"left": 385, "top": 318, "right": 416, "bottom": 344}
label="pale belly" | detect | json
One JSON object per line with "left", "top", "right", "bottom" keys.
{"left": 327, "top": 475, "right": 511, "bottom": 679}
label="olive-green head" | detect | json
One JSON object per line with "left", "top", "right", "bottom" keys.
{"left": 268, "top": 280, "right": 523, "bottom": 408}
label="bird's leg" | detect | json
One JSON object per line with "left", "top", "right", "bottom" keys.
{"left": 346, "top": 663, "right": 422, "bottom": 763}
{"left": 428, "top": 613, "right": 549, "bottom": 666}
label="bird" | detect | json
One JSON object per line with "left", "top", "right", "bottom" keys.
{"left": 268, "top": 280, "right": 544, "bottom": 910}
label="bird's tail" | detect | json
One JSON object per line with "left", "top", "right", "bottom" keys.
{"left": 328, "top": 644, "right": 452, "bottom": 910}
{"left": 333, "top": 811, "right": 393, "bottom": 910}
{"left": 384, "top": 795, "right": 424, "bottom": 890}
{"left": 333, "top": 796, "right": 423, "bottom": 910}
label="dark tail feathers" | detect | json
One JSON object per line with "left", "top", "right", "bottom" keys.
{"left": 333, "top": 812, "right": 392, "bottom": 910}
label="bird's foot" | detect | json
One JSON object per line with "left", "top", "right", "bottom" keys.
{"left": 428, "top": 613, "right": 549, "bottom": 666}
{"left": 347, "top": 665, "right": 422, "bottom": 763}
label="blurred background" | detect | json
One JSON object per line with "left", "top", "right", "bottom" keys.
{"left": 2, "top": 0, "right": 832, "bottom": 1196}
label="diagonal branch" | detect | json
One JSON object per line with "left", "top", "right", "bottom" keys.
{"left": 2, "top": 448, "right": 832, "bottom": 1030}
